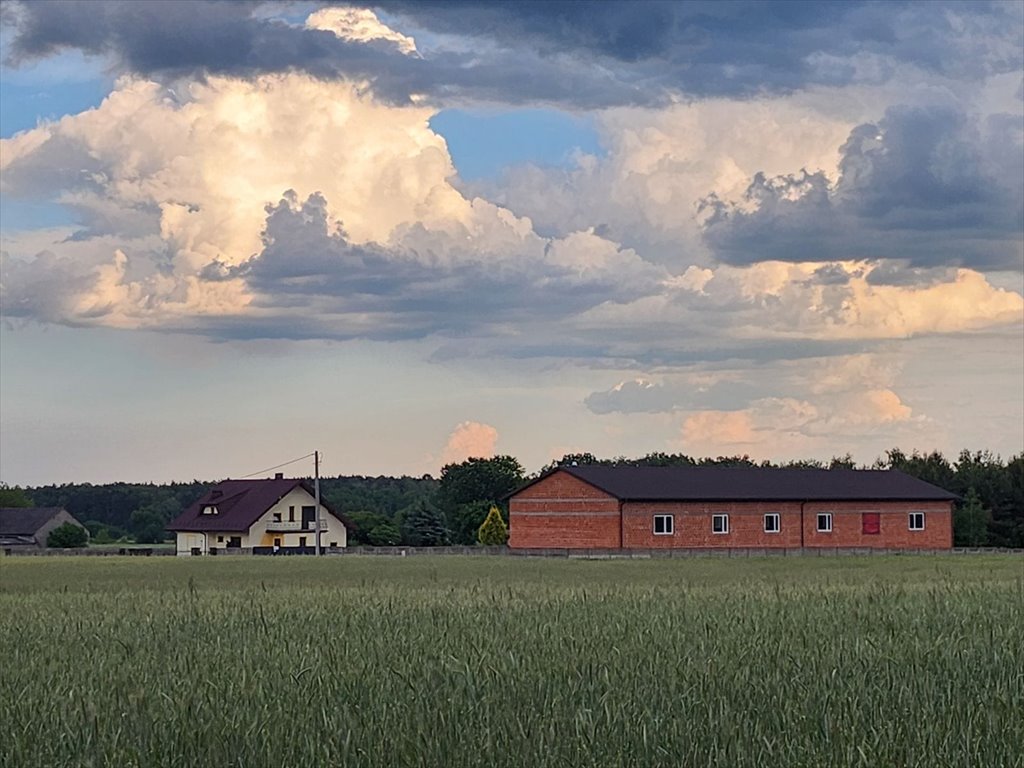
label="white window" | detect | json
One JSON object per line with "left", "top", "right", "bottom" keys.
{"left": 653, "top": 515, "right": 674, "bottom": 535}
{"left": 817, "top": 513, "right": 832, "bottom": 533}
{"left": 909, "top": 512, "right": 925, "bottom": 531}
{"left": 764, "top": 513, "right": 780, "bottom": 533}
{"left": 712, "top": 514, "right": 729, "bottom": 534}
{"left": 202, "top": 505, "right": 218, "bottom": 515}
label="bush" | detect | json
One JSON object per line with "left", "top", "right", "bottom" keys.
{"left": 477, "top": 505, "right": 508, "bottom": 546}
{"left": 954, "top": 489, "right": 991, "bottom": 546}
{"left": 367, "top": 523, "right": 401, "bottom": 547}
{"left": 47, "top": 523, "right": 88, "bottom": 548}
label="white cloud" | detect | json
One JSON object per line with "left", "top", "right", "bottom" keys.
{"left": 440, "top": 421, "right": 499, "bottom": 466}
{"left": 306, "top": 7, "right": 418, "bottom": 56}
{"left": 680, "top": 387, "right": 917, "bottom": 458}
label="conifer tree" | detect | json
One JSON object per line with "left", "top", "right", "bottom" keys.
{"left": 477, "top": 505, "right": 509, "bottom": 546}
{"left": 402, "top": 500, "right": 449, "bottom": 546}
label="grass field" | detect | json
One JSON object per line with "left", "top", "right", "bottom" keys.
{"left": 1, "top": 555, "right": 1022, "bottom": 768}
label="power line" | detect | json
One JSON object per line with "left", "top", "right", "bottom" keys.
{"left": 237, "top": 452, "right": 316, "bottom": 479}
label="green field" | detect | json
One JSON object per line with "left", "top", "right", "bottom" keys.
{"left": 1, "top": 555, "right": 1022, "bottom": 768}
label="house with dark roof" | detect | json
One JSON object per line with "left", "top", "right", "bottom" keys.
{"left": 508, "top": 466, "right": 956, "bottom": 550}
{"left": 168, "top": 474, "right": 350, "bottom": 555}
{"left": 0, "top": 507, "right": 87, "bottom": 549}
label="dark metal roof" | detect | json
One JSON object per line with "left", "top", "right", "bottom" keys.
{"left": 167, "top": 478, "right": 350, "bottom": 532}
{"left": 515, "top": 466, "right": 957, "bottom": 502}
{"left": 0, "top": 507, "right": 69, "bottom": 536}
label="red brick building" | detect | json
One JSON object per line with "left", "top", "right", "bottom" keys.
{"left": 508, "top": 466, "right": 956, "bottom": 550}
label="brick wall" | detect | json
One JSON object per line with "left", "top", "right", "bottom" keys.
{"left": 509, "top": 471, "right": 620, "bottom": 549}
{"left": 802, "top": 501, "right": 952, "bottom": 549}
{"left": 623, "top": 501, "right": 803, "bottom": 548}
{"left": 509, "top": 470, "right": 954, "bottom": 550}
{"left": 622, "top": 500, "right": 952, "bottom": 549}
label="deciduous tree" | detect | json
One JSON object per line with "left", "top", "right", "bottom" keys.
{"left": 47, "top": 522, "right": 88, "bottom": 548}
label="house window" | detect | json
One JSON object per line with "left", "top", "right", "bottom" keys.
{"left": 909, "top": 512, "right": 925, "bottom": 531}
{"left": 653, "top": 515, "right": 674, "bottom": 535}
{"left": 763, "top": 513, "right": 780, "bottom": 533}
{"left": 289, "top": 506, "right": 295, "bottom": 522}
{"left": 301, "top": 506, "right": 316, "bottom": 528}
{"left": 817, "top": 513, "right": 832, "bottom": 533}
{"left": 299, "top": 536, "right": 307, "bottom": 548}
{"left": 862, "top": 513, "right": 880, "bottom": 535}
{"left": 273, "top": 537, "right": 281, "bottom": 548}
{"left": 202, "top": 505, "right": 218, "bottom": 515}
{"left": 228, "top": 536, "right": 242, "bottom": 548}
{"left": 712, "top": 514, "right": 729, "bottom": 534}
{"left": 273, "top": 512, "right": 282, "bottom": 522}
{"left": 217, "top": 536, "right": 224, "bottom": 543}
{"left": 329, "top": 541, "right": 338, "bottom": 548}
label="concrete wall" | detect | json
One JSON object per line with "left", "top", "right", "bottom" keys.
{"left": 36, "top": 509, "right": 88, "bottom": 548}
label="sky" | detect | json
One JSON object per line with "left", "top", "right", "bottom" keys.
{"left": 0, "top": 1, "right": 1022, "bottom": 485}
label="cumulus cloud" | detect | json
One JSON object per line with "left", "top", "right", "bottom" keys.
{"left": 440, "top": 421, "right": 498, "bottom": 465}
{"left": 701, "top": 105, "right": 1024, "bottom": 269}
{"left": 680, "top": 388, "right": 917, "bottom": 457}
{"left": 587, "top": 352, "right": 902, "bottom": 415}
{"left": 0, "top": 70, "right": 663, "bottom": 339}
{"left": 306, "top": 7, "right": 418, "bottom": 56}
{"left": 1, "top": 6, "right": 1021, "bottom": 370}
{"left": 561, "top": 259, "right": 1022, "bottom": 372}
{"left": 481, "top": 96, "right": 854, "bottom": 265}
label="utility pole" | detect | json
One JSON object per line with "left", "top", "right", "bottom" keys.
{"left": 314, "top": 450, "right": 321, "bottom": 556}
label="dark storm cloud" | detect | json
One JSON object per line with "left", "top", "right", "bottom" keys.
{"left": 4, "top": 1, "right": 1021, "bottom": 106}
{"left": 1, "top": 0, "right": 649, "bottom": 107}
{"left": 210, "top": 191, "right": 660, "bottom": 342}
{"left": 381, "top": 1, "right": 1023, "bottom": 92}
{"left": 701, "top": 106, "right": 1024, "bottom": 270}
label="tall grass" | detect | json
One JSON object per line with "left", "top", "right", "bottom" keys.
{"left": 1, "top": 556, "right": 1022, "bottom": 767}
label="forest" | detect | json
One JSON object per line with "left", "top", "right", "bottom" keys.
{"left": 1, "top": 448, "right": 1021, "bottom": 547}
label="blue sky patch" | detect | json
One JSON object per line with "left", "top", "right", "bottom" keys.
{"left": 429, "top": 108, "right": 604, "bottom": 180}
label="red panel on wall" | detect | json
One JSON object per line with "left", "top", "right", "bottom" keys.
{"left": 862, "top": 512, "right": 880, "bottom": 535}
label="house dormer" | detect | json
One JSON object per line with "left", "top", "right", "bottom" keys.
{"left": 202, "top": 505, "right": 219, "bottom": 515}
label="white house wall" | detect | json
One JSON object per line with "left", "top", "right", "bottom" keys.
{"left": 247, "top": 486, "right": 347, "bottom": 549}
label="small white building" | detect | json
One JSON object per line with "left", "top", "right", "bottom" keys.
{"left": 168, "top": 474, "right": 349, "bottom": 555}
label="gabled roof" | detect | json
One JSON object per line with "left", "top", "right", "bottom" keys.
{"left": 167, "top": 478, "right": 350, "bottom": 532}
{"left": 511, "top": 466, "right": 957, "bottom": 502}
{"left": 0, "top": 507, "right": 71, "bottom": 536}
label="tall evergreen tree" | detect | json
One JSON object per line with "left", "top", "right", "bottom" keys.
{"left": 401, "top": 500, "right": 449, "bottom": 546}
{"left": 477, "top": 505, "right": 509, "bottom": 546}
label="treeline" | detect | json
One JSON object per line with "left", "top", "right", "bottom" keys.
{"left": 1, "top": 447, "right": 1020, "bottom": 547}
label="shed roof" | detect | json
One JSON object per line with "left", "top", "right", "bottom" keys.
{"left": 167, "top": 478, "right": 350, "bottom": 532}
{"left": 0, "top": 507, "right": 70, "bottom": 536}
{"left": 513, "top": 466, "right": 957, "bottom": 502}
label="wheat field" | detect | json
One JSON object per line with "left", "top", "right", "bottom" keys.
{"left": 1, "top": 555, "right": 1022, "bottom": 768}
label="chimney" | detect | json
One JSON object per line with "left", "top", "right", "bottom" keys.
{"left": 274, "top": 472, "right": 284, "bottom": 480}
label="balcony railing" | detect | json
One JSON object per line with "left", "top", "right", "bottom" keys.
{"left": 265, "top": 519, "right": 328, "bottom": 532}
